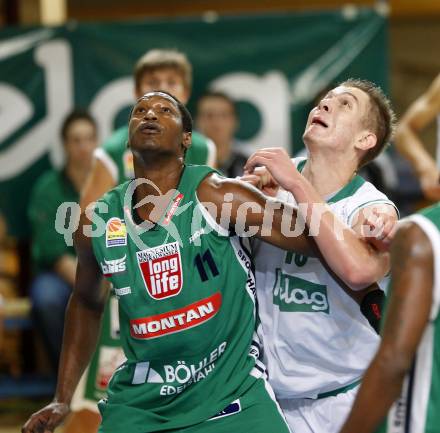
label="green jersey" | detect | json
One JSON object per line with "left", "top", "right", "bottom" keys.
{"left": 91, "top": 165, "right": 263, "bottom": 433}
{"left": 95, "top": 126, "right": 216, "bottom": 184}
{"left": 377, "top": 203, "right": 440, "bottom": 433}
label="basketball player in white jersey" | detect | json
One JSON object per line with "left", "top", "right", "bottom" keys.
{"left": 244, "top": 79, "right": 398, "bottom": 433}
{"left": 395, "top": 73, "right": 440, "bottom": 201}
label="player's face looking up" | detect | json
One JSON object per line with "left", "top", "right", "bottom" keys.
{"left": 136, "top": 67, "right": 190, "bottom": 104}
{"left": 128, "top": 93, "right": 190, "bottom": 158}
{"left": 303, "top": 85, "right": 375, "bottom": 154}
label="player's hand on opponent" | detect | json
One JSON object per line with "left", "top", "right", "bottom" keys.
{"left": 244, "top": 148, "right": 299, "bottom": 192}
{"left": 358, "top": 207, "right": 398, "bottom": 252}
{"left": 240, "top": 166, "right": 280, "bottom": 197}
{"left": 22, "top": 401, "right": 69, "bottom": 433}
{"left": 419, "top": 168, "right": 440, "bottom": 201}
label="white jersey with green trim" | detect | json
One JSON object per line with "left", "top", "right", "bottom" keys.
{"left": 254, "top": 157, "right": 397, "bottom": 400}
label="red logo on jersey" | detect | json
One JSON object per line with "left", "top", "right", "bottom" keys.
{"left": 163, "top": 193, "right": 184, "bottom": 226}
{"left": 130, "top": 292, "right": 222, "bottom": 339}
{"left": 136, "top": 242, "right": 183, "bottom": 300}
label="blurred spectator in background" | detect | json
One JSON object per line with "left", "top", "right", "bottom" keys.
{"left": 395, "top": 73, "right": 440, "bottom": 201}
{"left": 28, "top": 110, "right": 98, "bottom": 371}
{"left": 196, "top": 91, "right": 247, "bottom": 177}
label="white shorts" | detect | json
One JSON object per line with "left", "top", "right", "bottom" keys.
{"left": 278, "top": 385, "right": 359, "bottom": 433}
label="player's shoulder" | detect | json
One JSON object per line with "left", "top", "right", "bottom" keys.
{"left": 353, "top": 178, "right": 394, "bottom": 205}
{"left": 344, "top": 177, "right": 397, "bottom": 223}
{"left": 95, "top": 180, "right": 130, "bottom": 211}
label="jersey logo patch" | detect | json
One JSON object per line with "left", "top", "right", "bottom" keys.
{"left": 114, "top": 286, "right": 131, "bottom": 297}
{"left": 209, "top": 400, "right": 241, "bottom": 421}
{"left": 130, "top": 292, "right": 222, "bottom": 339}
{"left": 100, "top": 255, "right": 126, "bottom": 277}
{"left": 273, "top": 269, "right": 329, "bottom": 313}
{"left": 137, "top": 242, "right": 183, "bottom": 300}
{"left": 106, "top": 218, "right": 127, "bottom": 248}
{"left": 163, "top": 193, "right": 184, "bottom": 226}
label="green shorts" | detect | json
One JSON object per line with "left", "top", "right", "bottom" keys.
{"left": 98, "top": 377, "right": 291, "bottom": 433}
{"left": 171, "top": 378, "right": 291, "bottom": 433}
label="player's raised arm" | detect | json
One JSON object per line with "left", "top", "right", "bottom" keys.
{"left": 244, "top": 148, "right": 394, "bottom": 290}
{"left": 22, "top": 213, "right": 107, "bottom": 433}
{"left": 339, "top": 222, "right": 434, "bottom": 433}
{"left": 394, "top": 74, "right": 440, "bottom": 201}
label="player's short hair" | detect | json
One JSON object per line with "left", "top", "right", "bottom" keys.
{"left": 196, "top": 90, "right": 237, "bottom": 116}
{"left": 133, "top": 49, "right": 192, "bottom": 91}
{"left": 133, "top": 91, "right": 193, "bottom": 133}
{"left": 340, "top": 79, "right": 396, "bottom": 168}
{"left": 60, "top": 110, "right": 97, "bottom": 142}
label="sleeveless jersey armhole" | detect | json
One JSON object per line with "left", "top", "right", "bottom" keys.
{"left": 405, "top": 214, "right": 440, "bottom": 321}
{"left": 195, "top": 193, "right": 230, "bottom": 237}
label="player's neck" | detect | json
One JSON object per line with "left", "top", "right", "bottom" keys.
{"left": 134, "top": 158, "right": 184, "bottom": 194}
{"left": 132, "top": 159, "right": 185, "bottom": 224}
{"left": 302, "top": 151, "right": 358, "bottom": 197}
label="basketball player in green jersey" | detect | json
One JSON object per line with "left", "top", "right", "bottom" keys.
{"left": 339, "top": 202, "right": 440, "bottom": 433}
{"left": 65, "top": 49, "right": 216, "bottom": 433}
{"left": 23, "top": 90, "right": 393, "bottom": 433}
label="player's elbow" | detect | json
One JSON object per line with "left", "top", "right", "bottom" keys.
{"left": 343, "top": 261, "right": 382, "bottom": 290}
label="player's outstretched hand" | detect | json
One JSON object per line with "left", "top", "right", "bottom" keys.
{"left": 22, "top": 402, "right": 69, "bottom": 433}
{"left": 240, "top": 166, "right": 279, "bottom": 197}
{"left": 244, "top": 148, "right": 298, "bottom": 192}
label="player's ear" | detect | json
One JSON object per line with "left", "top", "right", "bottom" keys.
{"left": 355, "top": 131, "right": 376, "bottom": 152}
{"left": 182, "top": 132, "right": 192, "bottom": 150}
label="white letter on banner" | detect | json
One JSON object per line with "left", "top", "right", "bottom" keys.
{"left": 90, "top": 77, "right": 133, "bottom": 141}
{"left": 0, "top": 39, "right": 73, "bottom": 179}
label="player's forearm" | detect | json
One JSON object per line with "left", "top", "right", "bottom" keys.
{"left": 287, "top": 177, "right": 384, "bottom": 288}
{"left": 54, "top": 293, "right": 103, "bottom": 405}
{"left": 394, "top": 123, "right": 438, "bottom": 177}
{"left": 340, "top": 349, "right": 409, "bottom": 433}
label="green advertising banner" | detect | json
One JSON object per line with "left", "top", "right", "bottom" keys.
{"left": 0, "top": 8, "right": 388, "bottom": 238}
